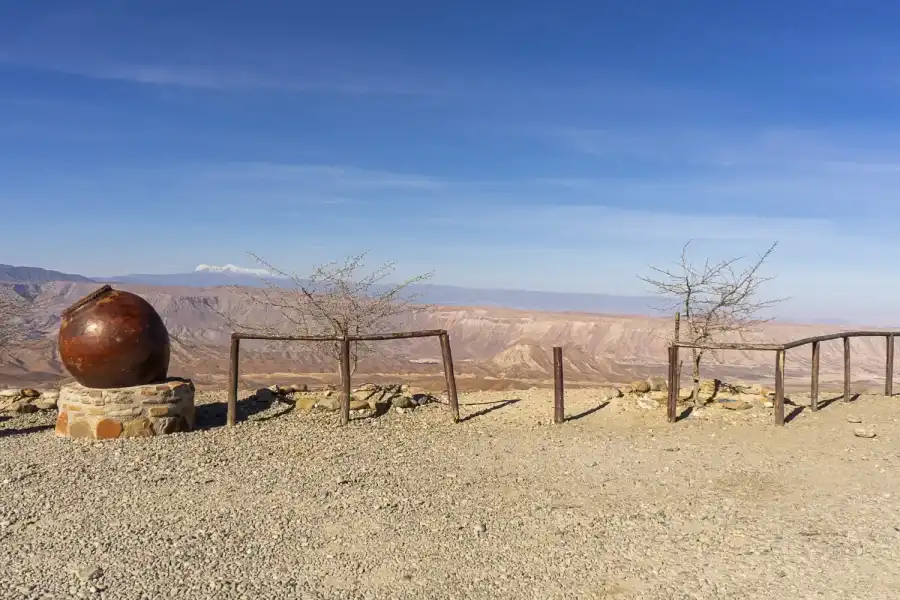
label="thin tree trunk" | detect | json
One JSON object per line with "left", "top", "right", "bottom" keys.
{"left": 677, "top": 359, "right": 683, "bottom": 400}
{"left": 673, "top": 314, "right": 683, "bottom": 400}
{"left": 691, "top": 349, "right": 702, "bottom": 406}
{"left": 349, "top": 341, "right": 359, "bottom": 377}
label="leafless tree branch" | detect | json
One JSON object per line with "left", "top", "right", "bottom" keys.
{"left": 215, "top": 251, "right": 434, "bottom": 375}
{"left": 639, "top": 240, "right": 786, "bottom": 405}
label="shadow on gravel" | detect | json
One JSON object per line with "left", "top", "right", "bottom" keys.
{"left": 817, "top": 393, "right": 859, "bottom": 411}
{"left": 253, "top": 403, "right": 296, "bottom": 422}
{"left": 782, "top": 392, "right": 861, "bottom": 423}
{"left": 0, "top": 423, "right": 54, "bottom": 438}
{"left": 676, "top": 405, "right": 694, "bottom": 422}
{"left": 195, "top": 395, "right": 293, "bottom": 430}
{"left": 566, "top": 401, "right": 610, "bottom": 421}
{"left": 785, "top": 405, "right": 805, "bottom": 423}
{"left": 459, "top": 398, "right": 521, "bottom": 422}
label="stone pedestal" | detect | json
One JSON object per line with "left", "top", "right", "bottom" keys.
{"left": 55, "top": 379, "right": 195, "bottom": 440}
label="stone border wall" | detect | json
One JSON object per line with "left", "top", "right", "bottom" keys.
{"left": 56, "top": 379, "right": 195, "bottom": 440}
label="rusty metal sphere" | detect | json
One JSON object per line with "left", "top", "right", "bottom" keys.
{"left": 58, "top": 285, "right": 170, "bottom": 388}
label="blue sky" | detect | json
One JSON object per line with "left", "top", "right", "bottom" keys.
{"left": 3, "top": 1, "right": 900, "bottom": 321}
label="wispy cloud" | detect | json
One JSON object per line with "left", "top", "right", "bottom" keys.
{"left": 0, "top": 56, "right": 446, "bottom": 97}
{"left": 0, "top": 121, "right": 116, "bottom": 142}
{"left": 76, "top": 62, "right": 443, "bottom": 97}
{"left": 0, "top": 6, "right": 447, "bottom": 97}
{"left": 196, "top": 163, "right": 447, "bottom": 191}
{"left": 424, "top": 204, "right": 837, "bottom": 244}
{"left": 108, "top": 158, "right": 900, "bottom": 227}
{"left": 537, "top": 126, "right": 900, "bottom": 172}
{"left": 183, "top": 161, "right": 862, "bottom": 244}
{"left": 0, "top": 17, "right": 712, "bottom": 107}
{"left": 4, "top": 56, "right": 709, "bottom": 111}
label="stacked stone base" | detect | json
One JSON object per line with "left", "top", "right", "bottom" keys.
{"left": 56, "top": 379, "right": 195, "bottom": 440}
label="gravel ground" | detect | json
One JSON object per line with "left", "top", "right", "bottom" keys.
{"left": 2, "top": 387, "right": 900, "bottom": 600}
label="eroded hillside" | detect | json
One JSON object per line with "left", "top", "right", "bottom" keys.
{"left": 0, "top": 282, "right": 894, "bottom": 389}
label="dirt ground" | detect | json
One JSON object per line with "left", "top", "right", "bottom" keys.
{"left": 2, "top": 385, "right": 900, "bottom": 599}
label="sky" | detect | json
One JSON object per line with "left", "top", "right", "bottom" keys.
{"left": 3, "top": 1, "right": 900, "bottom": 321}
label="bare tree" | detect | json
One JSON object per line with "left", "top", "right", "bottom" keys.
{"left": 640, "top": 240, "right": 784, "bottom": 405}
{"left": 0, "top": 284, "right": 47, "bottom": 359}
{"left": 220, "top": 251, "right": 434, "bottom": 376}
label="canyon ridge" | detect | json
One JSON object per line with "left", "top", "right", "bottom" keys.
{"left": 1, "top": 281, "right": 894, "bottom": 393}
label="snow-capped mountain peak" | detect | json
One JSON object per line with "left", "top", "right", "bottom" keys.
{"left": 194, "top": 264, "right": 276, "bottom": 277}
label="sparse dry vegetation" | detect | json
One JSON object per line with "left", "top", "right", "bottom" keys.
{"left": 220, "top": 251, "right": 434, "bottom": 374}
{"left": 641, "top": 240, "right": 785, "bottom": 405}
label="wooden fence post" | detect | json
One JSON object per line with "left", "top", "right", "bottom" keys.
{"left": 227, "top": 336, "right": 240, "bottom": 427}
{"left": 887, "top": 335, "right": 894, "bottom": 397}
{"left": 810, "top": 341, "right": 820, "bottom": 412}
{"left": 340, "top": 338, "right": 351, "bottom": 426}
{"left": 666, "top": 345, "right": 678, "bottom": 423}
{"left": 774, "top": 349, "right": 785, "bottom": 426}
{"left": 843, "top": 336, "right": 851, "bottom": 402}
{"left": 553, "top": 346, "right": 565, "bottom": 424}
{"left": 440, "top": 332, "right": 460, "bottom": 422}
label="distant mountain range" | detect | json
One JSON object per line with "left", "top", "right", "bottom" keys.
{"left": 101, "top": 270, "right": 279, "bottom": 289}
{"left": 0, "top": 263, "right": 856, "bottom": 323}
{"left": 194, "top": 263, "right": 280, "bottom": 277}
{"left": 92, "top": 264, "right": 666, "bottom": 315}
{"left": 0, "top": 264, "right": 94, "bottom": 284}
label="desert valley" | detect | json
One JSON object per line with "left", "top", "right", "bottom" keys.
{"left": 2, "top": 278, "right": 896, "bottom": 394}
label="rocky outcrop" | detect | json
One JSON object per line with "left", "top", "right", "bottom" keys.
{"left": 0, "top": 388, "right": 59, "bottom": 413}
{"left": 247, "top": 383, "right": 439, "bottom": 414}
{"left": 599, "top": 377, "right": 773, "bottom": 411}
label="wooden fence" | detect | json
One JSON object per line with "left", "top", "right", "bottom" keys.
{"left": 226, "top": 329, "right": 460, "bottom": 427}
{"left": 667, "top": 331, "right": 898, "bottom": 426}
{"left": 226, "top": 328, "right": 898, "bottom": 429}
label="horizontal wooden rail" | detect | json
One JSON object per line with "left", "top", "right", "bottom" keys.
{"left": 674, "top": 341, "right": 784, "bottom": 351}
{"left": 782, "top": 330, "right": 900, "bottom": 350}
{"left": 671, "top": 329, "right": 900, "bottom": 427}
{"left": 231, "top": 329, "right": 447, "bottom": 342}
{"left": 232, "top": 333, "right": 339, "bottom": 342}
{"left": 674, "top": 330, "right": 900, "bottom": 352}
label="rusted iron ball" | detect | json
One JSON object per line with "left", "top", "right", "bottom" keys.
{"left": 58, "top": 285, "right": 170, "bottom": 388}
